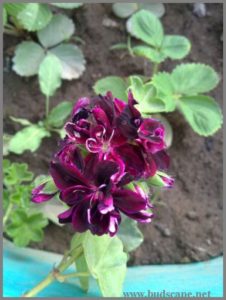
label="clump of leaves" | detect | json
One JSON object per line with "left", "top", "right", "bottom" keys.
{"left": 94, "top": 10, "right": 222, "bottom": 138}
{"left": 112, "top": 3, "right": 165, "bottom": 19}
{"left": 3, "top": 160, "right": 48, "bottom": 247}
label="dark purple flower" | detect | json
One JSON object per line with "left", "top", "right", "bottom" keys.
{"left": 32, "top": 183, "right": 57, "bottom": 203}
{"left": 36, "top": 143, "right": 153, "bottom": 236}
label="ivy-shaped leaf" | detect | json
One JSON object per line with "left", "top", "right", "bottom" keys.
{"left": 6, "top": 210, "right": 48, "bottom": 247}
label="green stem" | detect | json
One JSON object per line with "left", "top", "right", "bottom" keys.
{"left": 3, "top": 203, "right": 14, "bottom": 228}
{"left": 152, "top": 62, "right": 160, "bottom": 75}
{"left": 22, "top": 246, "right": 83, "bottom": 297}
{"left": 57, "top": 272, "right": 89, "bottom": 282}
{"left": 45, "top": 95, "right": 50, "bottom": 118}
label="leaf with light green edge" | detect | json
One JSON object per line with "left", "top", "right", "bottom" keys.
{"left": 132, "top": 45, "right": 166, "bottom": 63}
{"left": 154, "top": 114, "right": 173, "bottom": 148}
{"left": 6, "top": 210, "right": 48, "bottom": 247}
{"left": 37, "top": 14, "right": 75, "bottom": 48}
{"left": 4, "top": 3, "right": 27, "bottom": 18}
{"left": 51, "top": 3, "right": 83, "bottom": 9}
{"left": 38, "top": 54, "right": 62, "bottom": 97}
{"left": 139, "top": 3, "right": 165, "bottom": 18}
{"left": 17, "top": 3, "right": 52, "bottom": 31}
{"left": 117, "top": 215, "right": 144, "bottom": 252}
{"left": 75, "top": 254, "right": 90, "bottom": 292}
{"left": 112, "top": 3, "right": 138, "bottom": 18}
{"left": 93, "top": 76, "right": 128, "bottom": 101}
{"left": 13, "top": 41, "right": 45, "bottom": 76}
{"left": 3, "top": 134, "right": 12, "bottom": 156}
{"left": 47, "top": 101, "right": 73, "bottom": 128}
{"left": 8, "top": 125, "right": 51, "bottom": 154}
{"left": 162, "top": 35, "right": 191, "bottom": 59}
{"left": 152, "top": 72, "right": 177, "bottom": 112}
{"left": 127, "top": 10, "right": 164, "bottom": 48}
{"left": 171, "top": 63, "right": 220, "bottom": 95}
{"left": 4, "top": 162, "right": 34, "bottom": 186}
{"left": 3, "top": 7, "right": 7, "bottom": 26}
{"left": 128, "top": 76, "right": 167, "bottom": 114}
{"left": 50, "top": 44, "right": 86, "bottom": 80}
{"left": 83, "top": 232, "right": 127, "bottom": 297}
{"left": 178, "top": 95, "right": 223, "bottom": 136}
{"left": 10, "top": 116, "right": 32, "bottom": 126}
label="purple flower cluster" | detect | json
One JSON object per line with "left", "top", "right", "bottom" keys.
{"left": 32, "top": 91, "right": 173, "bottom": 236}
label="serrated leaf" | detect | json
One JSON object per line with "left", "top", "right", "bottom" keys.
{"left": 50, "top": 44, "right": 85, "bottom": 80}
{"left": 93, "top": 76, "right": 128, "bottom": 101}
{"left": 139, "top": 3, "right": 165, "bottom": 18}
{"left": 10, "top": 116, "right": 32, "bottom": 126}
{"left": 37, "top": 14, "right": 75, "bottom": 48}
{"left": 17, "top": 3, "right": 52, "bottom": 31}
{"left": 117, "top": 215, "right": 144, "bottom": 252}
{"left": 112, "top": 3, "right": 138, "bottom": 18}
{"left": 132, "top": 45, "right": 166, "bottom": 63}
{"left": 51, "top": 3, "right": 83, "bottom": 9}
{"left": 83, "top": 232, "right": 127, "bottom": 297}
{"left": 178, "top": 95, "right": 223, "bottom": 136}
{"left": 127, "top": 10, "right": 164, "bottom": 47}
{"left": 172, "top": 63, "right": 220, "bottom": 95}
{"left": 6, "top": 210, "right": 48, "bottom": 247}
{"left": 4, "top": 3, "right": 27, "bottom": 18}
{"left": 152, "top": 72, "right": 177, "bottom": 112}
{"left": 7, "top": 163, "right": 33, "bottom": 184}
{"left": 75, "top": 254, "right": 89, "bottom": 292}
{"left": 9, "top": 125, "right": 50, "bottom": 154}
{"left": 129, "top": 76, "right": 168, "bottom": 113}
{"left": 3, "top": 7, "right": 7, "bottom": 26}
{"left": 10, "top": 185, "right": 33, "bottom": 208}
{"left": 47, "top": 101, "right": 73, "bottom": 128}
{"left": 13, "top": 41, "right": 45, "bottom": 76}
{"left": 3, "top": 159, "right": 11, "bottom": 171}
{"left": 162, "top": 35, "right": 191, "bottom": 59}
{"left": 38, "top": 54, "right": 62, "bottom": 97}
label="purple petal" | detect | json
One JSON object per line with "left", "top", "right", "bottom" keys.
{"left": 95, "top": 160, "right": 119, "bottom": 186}
{"left": 113, "top": 189, "right": 148, "bottom": 213}
{"left": 92, "top": 94, "right": 115, "bottom": 124}
{"left": 31, "top": 183, "right": 56, "bottom": 203}
{"left": 71, "top": 201, "right": 90, "bottom": 232}
{"left": 153, "top": 150, "right": 170, "bottom": 170}
{"left": 72, "top": 97, "right": 90, "bottom": 117}
{"left": 123, "top": 210, "right": 154, "bottom": 223}
{"left": 58, "top": 207, "right": 74, "bottom": 223}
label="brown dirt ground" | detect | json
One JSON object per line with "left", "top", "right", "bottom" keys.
{"left": 3, "top": 3, "right": 223, "bottom": 265}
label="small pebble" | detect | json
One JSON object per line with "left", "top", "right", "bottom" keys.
{"left": 193, "top": 3, "right": 206, "bottom": 17}
{"left": 186, "top": 210, "right": 198, "bottom": 221}
{"left": 102, "top": 17, "right": 119, "bottom": 28}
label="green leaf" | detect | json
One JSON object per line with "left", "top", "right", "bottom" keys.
{"left": 3, "top": 134, "right": 12, "bottom": 156}
{"left": 5, "top": 162, "right": 33, "bottom": 185}
{"left": 93, "top": 76, "right": 128, "bottom": 101}
{"left": 10, "top": 116, "right": 32, "bottom": 126}
{"left": 13, "top": 41, "right": 45, "bottom": 76}
{"left": 3, "top": 159, "right": 11, "bottom": 171}
{"left": 127, "top": 10, "right": 164, "bottom": 48}
{"left": 110, "top": 43, "right": 128, "bottom": 51}
{"left": 4, "top": 3, "right": 27, "bottom": 18}
{"left": 83, "top": 232, "right": 127, "bottom": 297}
{"left": 34, "top": 175, "right": 58, "bottom": 194}
{"left": 3, "top": 7, "right": 7, "bottom": 26}
{"left": 37, "top": 14, "right": 75, "bottom": 48}
{"left": 129, "top": 76, "right": 167, "bottom": 113}
{"left": 117, "top": 215, "right": 144, "bottom": 252}
{"left": 171, "top": 63, "right": 220, "bottom": 95}
{"left": 47, "top": 101, "right": 73, "bottom": 128}
{"left": 10, "top": 185, "right": 33, "bottom": 207}
{"left": 112, "top": 3, "right": 138, "bottom": 18}
{"left": 17, "top": 3, "right": 52, "bottom": 31}
{"left": 6, "top": 210, "right": 48, "bottom": 247}
{"left": 38, "top": 54, "right": 62, "bottom": 97}
{"left": 75, "top": 254, "right": 90, "bottom": 292}
{"left": 162, "top": 35, "right": 191, "bottom": 59}
{"left": 132, "top": 45, "right": 166, "bottom": 63}
{"left": 50, "top": 44, "right": 85, "bottom": 80}
{"left": 178, "top": 95, "right": 223, "bottom": 136}
{"left": 138, "top": 3, "right": 165, "bottom": 18}
{"left": 8, "top": 125, "right": 50, "bottom": 154}
{"left": 51, "top": 3, "right": 83, "bottom": 9}
{"left": 152, "top": 72, "right": 177, "bottom": 112}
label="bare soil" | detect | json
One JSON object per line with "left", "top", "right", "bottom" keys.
{"left": 3, "top": 3, "right": 223, "bottom": 264}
